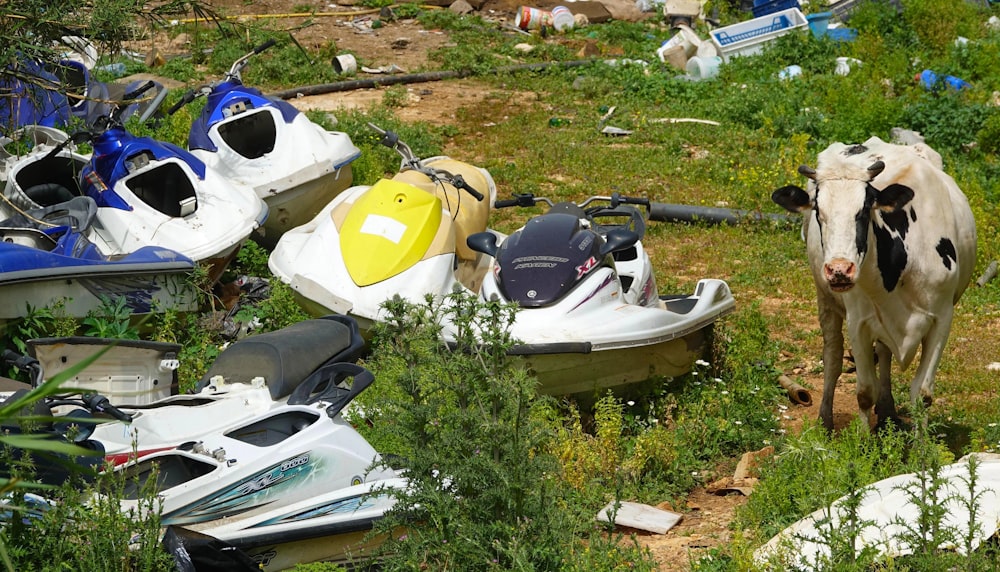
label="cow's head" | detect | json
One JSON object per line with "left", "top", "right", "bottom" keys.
{"left": 772, "top": 159, "right": 914, "bottom": 292}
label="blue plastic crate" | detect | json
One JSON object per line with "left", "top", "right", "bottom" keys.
{"left": 752, "top": 0, "right": 800, "bottom": 18}
{"left": 714, "top": 15, "right": 791, "bottom": 46}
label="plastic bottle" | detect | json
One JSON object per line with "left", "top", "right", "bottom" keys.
{"left": 917, "top": 69, "right": 971, "bottom": 91}
{"left": 95, "top": 62, "right": 126, "bottom": 77}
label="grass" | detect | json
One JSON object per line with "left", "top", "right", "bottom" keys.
{"left": 3, "top": 0, "right": 1000, "bottom": 569}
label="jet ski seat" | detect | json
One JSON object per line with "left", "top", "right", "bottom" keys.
{"left": 0, "top": 195, "right": 97, "bottom": 232}
{"left": 195, "top": 315, "right": 364, "bottom": 401}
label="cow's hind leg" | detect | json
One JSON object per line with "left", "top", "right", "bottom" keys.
{"left": 909, "top": 309, "right": 955, "bottom": 411}
{"left": 872, "top": 341, "right": 903, "bottom": 432}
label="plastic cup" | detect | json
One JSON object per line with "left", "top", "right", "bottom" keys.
{"left": 686, "top": 55, "right": 722, "bottom": 80}
{"left": 551, "top": 6, "right": 575, "bottom": 31}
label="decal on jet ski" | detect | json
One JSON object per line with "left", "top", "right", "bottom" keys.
{"left": 570, "top": 272, "right": 617, "bottom": 313}
{"left": 162, "top": 452, "right": 315, "bottom": 525}
{"left": 512, "top": 255, "right": 568, "bottom": 270}
{"left": 575, "top": 256, "right": 598, "bottom": 279}
{"left": 251, "top": 492, "right": 382, "bottom": 527}
{"left": 359, "top": 214, "right": 407, "bottom": 244}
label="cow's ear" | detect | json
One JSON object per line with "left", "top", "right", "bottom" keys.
{"left": 874, "top": 183, "right": 914, "bottom": 212}
{"left": 771, "top": 185, "right": 812, "bottom": 213}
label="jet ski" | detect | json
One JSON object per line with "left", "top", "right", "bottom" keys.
{"left": 268, "top": 123, "right": 499, "bottom": 337}
{"left": 463, "top": 193, "right": 736, "bottom": 397}
{"left": 81, "top": 314, "right": 366, "bottom": 465}
{"left": 168, "top": 39, "right": 361, "bottom": 250}
{"left": 0, "top": 195, "right": 199, "bottom": 330}
{"left": 1, "top": 336, "right": 405, "bottom": 571}
{"left": 5, "top": 82, "right": 268, "bottom": 284}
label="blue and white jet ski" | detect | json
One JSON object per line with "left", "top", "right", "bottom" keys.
{"left": 463, "top": 193, "right": 736, "bottom": 397}
{"left": 168, "top": 40, "right": 360, "bottom": 249}
{"left": 0, "top": 195, "right": 199, "bottom": 328}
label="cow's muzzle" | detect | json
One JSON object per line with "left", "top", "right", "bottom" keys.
{"left": 824, "top": 258, "right": 856, "bottom": 292}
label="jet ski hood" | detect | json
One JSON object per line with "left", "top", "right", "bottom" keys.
{"left": 495, "top": 212, "right": 610, "bottom": 308}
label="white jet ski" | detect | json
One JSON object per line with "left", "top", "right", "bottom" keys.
{"left": 268, "top": 123, "right": 499, "bottom": 337}
{"left": 168, "top": 40, "right": 361, "bottom": 249}
{"left": 463, "top": 193, "right": 737, "bottom": 397}
{"left": 83, "top": 314, "right": 365, "bottom": 465}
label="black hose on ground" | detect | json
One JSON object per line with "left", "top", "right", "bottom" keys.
{"left": 268, "top": 59, "right": 597, "bottom": 99}
{"left": 651, "top": 203, "right": 796, "bottom": 225}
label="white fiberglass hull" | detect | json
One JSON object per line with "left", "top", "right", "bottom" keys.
{"left": 193, "top": 110, "right": 361, "bottom": 249}
{"left": 91, "top": 157, "right": 267, "bottom": 270}
{"left": 188, "top": 477, "right": 406, "bottom": 570}
{"left": 269, "top": 186, "right": 494, "bottom": 337}
{"left": 478, "top": 275, "right": 735, "bottom": 396}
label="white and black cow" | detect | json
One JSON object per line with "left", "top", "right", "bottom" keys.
{"left": 772, "top": 136, "right": 977, "bottom": 431}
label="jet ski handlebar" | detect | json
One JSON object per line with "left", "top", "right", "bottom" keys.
{"left": 367, "top": 122, "right": 485, "bottom": 201}
{"left": 167, "top": 39, "right": 280, "bottom": 115}
{"left": 41, "top": 81, "right": 160, "bottom": 161}
{"left": 494, "top": 193, "right": 666, "bottom": 213}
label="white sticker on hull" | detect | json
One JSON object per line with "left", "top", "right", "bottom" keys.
{"left": 360, "top": 214, "right": 406, "bottom": 243}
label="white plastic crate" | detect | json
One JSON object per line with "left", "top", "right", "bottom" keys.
{"left": 710, "top": 8, "right": 808, "bottom": 62}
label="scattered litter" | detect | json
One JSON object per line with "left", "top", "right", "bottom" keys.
{"left": 604, "top": 58, "right": 649, "bottom": 67}
{"left": 777, "top": 374, "right": 812, "bottom": 406}
{"left": 332, "top": 53, "right": 357, "bottom": 74}
{"left": 778, "top": 64, "right": 801, "bottom": 80}
{"left": 551, "top": 5, "right": 574, "bottom": 32}
{"left": 916, "top": 69, "right": 971, "bottom": 91}
{"left": 988, "top": 362, "right": 1000, "bottom": 372}
{"left": 706, "top": 446, "right": 775, "bottom": 496}
{"left": 361, "top": 64, "right": 406, "bottom": 74}
{"left": 755, "top": 453, "right": 1000, "bottom": 566}
{"left": 601, "top": 126, "right": 632, "bottom": 136}
{"left": 834, "top": 56, "right": 862, "bottom": 76}
{"left": 650, "top": 117, "right": 720, "bottom": 126}
{"left": 514, "top": 5, "right": 552, "bottom": 30}
{"left": 596, "top": 501, "right": 682, "bottom": 534}
{"left": 686, "top": 55, "right": 721, "bottom": 80}
{"left": 710, "top": 7, "right": 808, "bottom": 62}
{"left": 513, "top": 43, "right": 534, "bottom": 53}
{"left": 391, "top": 38, "right": 411, "bottom": 49}
{"left": 976, "top": 259, "right": 998, "bottom": 287}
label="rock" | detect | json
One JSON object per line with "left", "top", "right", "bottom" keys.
{"left": 450, "top": 0, "right": 475, "bottom": 14}
{"left": 576, "top": 39, "right": 600, "bottom": 58}
{"left": 594, "top": 0, "right": 652, "bottom": 22}
{"left": 567, "top": 1, "right": 615, "bottom": 24}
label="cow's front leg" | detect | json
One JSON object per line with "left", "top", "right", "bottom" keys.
{"left": 817, "top": 289, "right": 845, "bottom": 432}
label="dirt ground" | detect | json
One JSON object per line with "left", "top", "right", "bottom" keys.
{"left": 143, "top": 2, "right": 864, "bottom": 569}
